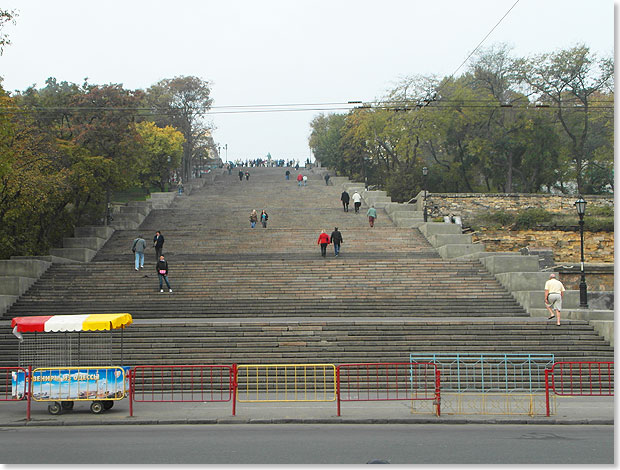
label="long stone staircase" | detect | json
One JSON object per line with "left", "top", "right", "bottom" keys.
{"left": 0, "top": 167, "right": 613, "bottom": 367}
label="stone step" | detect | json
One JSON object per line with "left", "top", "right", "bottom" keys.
{"left": 454, "top": 251, "right": 520, "bottom": 261}
{"left": 437, "top": 243, "right": 486, "bottom": 259}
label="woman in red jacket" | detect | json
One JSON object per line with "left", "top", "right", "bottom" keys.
{"left": 317, "top": 230, "right": 330, "bottom": 257}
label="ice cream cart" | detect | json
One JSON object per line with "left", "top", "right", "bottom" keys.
{"left": 10, "top": 313, "right": 132, "bottom": 415}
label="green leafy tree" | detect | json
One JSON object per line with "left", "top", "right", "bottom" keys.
{"left": 309, "top": 113, "right": 347, "bottom": 173}
{"left": 136, "top": 121, "right": 184, "bottom": 191}
{"left": 516, "top": 45, "right": 614, "bottom": 193}
{"left": 69, "top": 82, "right": 144, "bottom": 222}
{"left": 0, "top": 88, "right": 73, "bottom": 258}
{"left": 145, "top": 76, "right": 213, "bottom": 182}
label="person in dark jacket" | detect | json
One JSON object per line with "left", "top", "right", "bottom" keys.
{"left": 330, "top": 227, "right": 343, "bottom": 257}
{"left": 317, "top": 230, "right": 330, "bottom": 257}
{"left": 340, "top": 190, "right": 350, "bottom": 212}
{"left": 239, "top": 170, "right": 244, "bottom": 181}
{"left": 156, "top": 255, "right": 172, "bottom": 293}
{"left": 153, "top": 231, "right": 165, "bottom": 261}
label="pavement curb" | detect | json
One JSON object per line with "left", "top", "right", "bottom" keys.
{"left": 3, "top": 418, "right": 613, "bottom": 427}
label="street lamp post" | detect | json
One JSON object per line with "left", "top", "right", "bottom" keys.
{"left": 574, "top": 196, "right": 588, "bottom": 308}
{"left": 422, "top": 167, "right": 428, "bottom": 222}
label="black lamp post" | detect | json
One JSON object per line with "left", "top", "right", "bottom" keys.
{"left": 422, "top": 167, "right": 428, "bottom": 222}
{"left": 574, "top": 196, "right": 588, "bottom": 308}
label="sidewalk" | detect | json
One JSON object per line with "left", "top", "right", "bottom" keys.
{"left": 0, "top": 395, "right": 613, "bottom": 427}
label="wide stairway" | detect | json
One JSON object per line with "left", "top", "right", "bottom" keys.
{"left": 0, "top": 167, "right": 613, "bottom": 366}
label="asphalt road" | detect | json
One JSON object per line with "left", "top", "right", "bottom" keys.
{"left": 0, "top": 424, "right": 613, "bottom": 465}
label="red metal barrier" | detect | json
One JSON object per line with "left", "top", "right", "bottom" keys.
{"left": 337, "top": 362, "right": 440, "bottom": 416}
{"left": 545, "top": 361, "right": 614, "bottom": 416}
{"left": 0, "top": 366, "right": 32, "bottom": 421}
{"left": 130, "top": 365, "right": 235, "bottom": 417}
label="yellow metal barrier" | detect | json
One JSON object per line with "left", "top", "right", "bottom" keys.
{"left": 236, "top": 364, "right": 336, "bottom": 402}
{"left": 31, "top": 366, "right": 127, "bottom": 402}
{"left": 409, "top": 392, "right": 556, "bottom": 416}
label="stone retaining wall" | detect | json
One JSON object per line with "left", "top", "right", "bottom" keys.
{"left": 425, "top": 193, "right": 613, "bottom": 219}
{"left": 472, "top": 229, "right": 614, "bottom": 264}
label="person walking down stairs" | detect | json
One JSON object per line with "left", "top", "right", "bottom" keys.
{"left": 330, "top": 227, "right": 343, "bottom": 257}
{"left": 249, "top": 210, "right": 258, "bottom": 228}
{"left": 297, "top": 173, "right": 303, "bottom": 186}
{"left": 260, "top": 209, "right": 269, "bottom": 228}
{"left": 131, "top": 235, "right": 146, "bottom": 271}
{"left": 239, "top": 170, "right": 244, "bottom": 181}
{"left": 156, "top": 255, "right": 172, "bottom": 293}
{"left": 153, "top": 231, "right": 165, "bottom": 261}
{"left": 367, "top": 206, "right": 377, "bottom": 227}
{"left": 317, "top": 230, "right": 330, "bottom": 257}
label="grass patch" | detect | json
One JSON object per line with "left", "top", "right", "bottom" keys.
{"left": 112, "top": 185, "right": 171, "bottom": 203}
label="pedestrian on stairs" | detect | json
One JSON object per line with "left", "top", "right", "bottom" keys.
{"left": 367, "top": 205, "right": 377, "bottom": 227}
{"left": 317, "top": 230, "right": 330, "bottom": 257}
{"left": 302, "top": 175, "right": 308, "bottom": 186}
{"left": 131, "top": 235, "right": 146, "bottom": 271}
{"left": 330, "top": 227, "right": 343, "bottom": 257}
{"left": 153, "top": 231, "right": 165, "bottom": 261}
{"left": 324, "top": 173, "right": 330, "bottom": 185}
{"left": 544, "top": 273, "right": 565, "bottom": 326}
{"left": 239, "top": 170, "right": 244, "bottom": 181}
{"left": 156, "top": 255, "right": 172, "bottom": 293}
{"left": 285, "top": 170, "right": 290, "bottom": 180}
{"left": 351, "top": 191, "right": 362, "bottom": 213}
{"left": 297, "top": 173, "right": 303, "bottom": 186}
{"left": 245, "top": 171, "right": 250, "bottom": 181}
{"left": 341, "top": 190, "right": 350, "bottom": 212}
{"left": 249, "top": 209, "right": 258, "bottom": 228}
{"left": 260, "top": 209, "right": 269, "bottom": 228}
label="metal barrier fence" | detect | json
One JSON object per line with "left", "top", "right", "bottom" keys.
{"left": 545, "top": 361, "right": 614, "bottom": 417}
{"left": 236, "top": 364, "right": 336, "bottom": 403}
{"left": 130, "top": 365, "right": 235, "bottom": 416}
{"left": 336, "top": 362, "right": 440, "bottom": 416}
{"left": 1, "top": 366, "right": 31, "bottom": 421}
{"left": 410, "top": 353, "right": 554, "bottom": 393}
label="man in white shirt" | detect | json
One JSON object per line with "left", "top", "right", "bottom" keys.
{"left": 544, "top": 273, "right": 565, "bottom": 326}
{"left": 351, "top": 191, "right": 362, "bottom": 213}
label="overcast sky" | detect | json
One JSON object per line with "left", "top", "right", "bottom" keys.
{"left": 0, "top": 0, "right": 615, "bottom": 162}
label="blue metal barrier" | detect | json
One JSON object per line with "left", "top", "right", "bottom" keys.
{"left": 410, "top": 353, "right": 554, "bottom": 393}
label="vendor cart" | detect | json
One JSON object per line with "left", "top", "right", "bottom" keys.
{"left": 10, "top": 313, "right": 132, "bottom": 415}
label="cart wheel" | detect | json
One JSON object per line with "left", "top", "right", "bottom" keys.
{"left": 90, "top": 401, "right": 104, "bottom": 414}
{"left": 102, "top": 400, "right": 114, "bottom": 410}
{"left": 61, "top": 401, "right": 74, "bottom": 410}
{"left": 48, "top": 402, "right": 62, "bottom": 415}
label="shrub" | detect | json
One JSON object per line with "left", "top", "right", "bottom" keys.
{"left": 587, "top": 205, "right": 614, "bottom": 218}
{"left": 584, "top": 217, "right": 614, "bottom": 232}
{"left": 513, "top": 208, "right": 553, "bottom": 230}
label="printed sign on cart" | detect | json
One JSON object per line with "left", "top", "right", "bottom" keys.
{"left": 12, "top": 367, "right": 129, "bottom": 401}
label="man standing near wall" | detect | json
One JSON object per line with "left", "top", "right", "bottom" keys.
{"left": 544, "top": 273, "right": 565, "bottom": 326}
